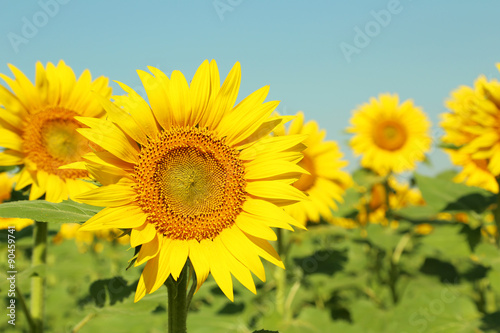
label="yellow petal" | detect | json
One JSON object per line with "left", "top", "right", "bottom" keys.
{"left": 0, "top": 150, "right": 24, "bottom": 166}
{"left": 245, "top": 233, "right": 284, "bottom": 269}
{"left": 134, "top": 274, "right": 147, "bottom": 302}
{"left": 166, "top": 70, "right": 191, "bottom": 127}
{"left": 96, "top": 92, "right": 148, "bottom": 145}
{"left": 168, "top": 239, "right": 189, "bottom": 280}
{"left": 236, "top": 212, "right": 277, "bottom": 241}
{"left": 0, "top": 129, "right": 22, "bottom": 151}
{"left": 246, "top": 181, "right": 308, "bottom": 203}
{"left": 135, "top": 234, "right": 162, "bottom": 267}
{"left": 242, "top": 199, "right": 302, "bottom": 230}
{"left": 188, "top": 239, "right": 210, "bottom": 291}
{"left": 189, "top": 60, "right": 211, "bottom": 126}
{"left": 219, "top": 227, "right": 266, "bottom": 282}
{"left": 76, "top": 117, "right": 139, "bottom": 164}
{"left": 80, "top": 206, "right": 147, "bottom": 231}
{"left": 130, "top": 222, "right": 156, "bottom": 247}
{"left": 113, "top": 81, "right": 158, "bottom": 138}
{"left": 207, "top": 238, "right": 234, "bottom": 301}
{"left": 137, "top": 69, "right": 171, "bottom": 130}
{"left": 224, "top": 101, "right": 280, "bottom": 146}
{"left": 244, "top": 159, "right": 307, "bottom": 180}
{"left": 74, "top": 181, "right": 136, "bottom": 207}
{"left": 45, "top": 174, "right": 68, "bottom": 203}
{"left": 205, "top": 62, "right": 240, "bottom": 130}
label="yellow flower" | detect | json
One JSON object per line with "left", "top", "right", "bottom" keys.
{"left": 441, "top": 64, "right": 500, "bottom": 192}
{"left": 0, "top": 172, "right": 33, "bottom": 230}
{"left": 348, "top": 94, "right": 431, "bottom": 175}
{"left": 75, "top": 60, "right": 307, "bottom": 302}
{"left": 53, "top": 223, "right": 129, "bottom": 253}
{"left": 273, "top": 111, "right": 352, "bottom": 226}
{"left": 447, "top": 151, "right": 497, "bottom": 193}
{"left": 356, "top": 178, "right": 425, "bottom": 229}
{"left": 415, "top": 223, "right": 433, "bottom": 235}
{"left": 0, "top": 61, "right": 111, "bottom": 202}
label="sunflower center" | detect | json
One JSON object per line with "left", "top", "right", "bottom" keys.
{"left": 293, "top": 154, "right": 316, "bottom": 191}
{"left": 42, "top": 121, "right": 87, "bottom": 161}
{"left": 373, "top": 121, "right": 407, "bottom": 151}
{"left": 133, "top": 127, "right": 247, "bottom": 241}
{"left": 157, "top": 147, "right": 226, "bottom": 216}
{"left": 22, "top": 107, "right": 91, "bottom": 179}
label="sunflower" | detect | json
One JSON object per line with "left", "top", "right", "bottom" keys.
{"left": 441, "top": 64, "right": 500, "bottom": 192}
{"left": 0, "top": 61, "right": 111, "bottom": 202}
{"left": 0, "top": 172, "right": 33, "bottom": 231}
{"left": 356, "top": 178, "right": 425, "bottom": 229}
{"left": 53, "top": 223, "right": 129, "bottom": 253}
{"left": 446, "top": 151, "right": 497, "bottom": 193}
{"left": 74, "top": 60, "right": 308, "bottom": 302}
{"left": 273, "top": 111, "right": 351, "bottom": 226}
{"left": 348, "top": 94, "right": 431, "bottom": 176}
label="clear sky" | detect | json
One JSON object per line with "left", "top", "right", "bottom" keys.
{"left": 1, "top": 0, "right": 500, "bottom": 174}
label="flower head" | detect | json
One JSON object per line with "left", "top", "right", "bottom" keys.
{"left": 441, "top": 64, "right": 500, "bottom": 192}
{"left": 0, "top": 61, "right": 111, "bottom": 202}
{"left": 75, "top": 60, "right": 307, "bottom": 301}
{"left": 348, "top": 94, "right": 431, "bottom": 176}
{"left": 274, "top": 111, "right": 351, "bottom": 226}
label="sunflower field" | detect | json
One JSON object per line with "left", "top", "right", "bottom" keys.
{"left": 0, "top": 60, "right": 499, "bottom": 333}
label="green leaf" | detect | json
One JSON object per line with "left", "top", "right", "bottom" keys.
{"left": 435, "top": 169, "right": 459, "bottom": 182}
{"left": 364, "top": 223, "right": 403, "bottom": 251}
{"left": 488, "top": 270, "right": 500, "bottom": 293}
{"left": 352, "top": 168, "right": 385, "bottom": 187}
{"left": 414, "top": 173, "right": 495, "bottom": 213}
{"left": 393, "top": 205, "right": 440, "bottom": 221}
{"left": 0, "top": 199, "right": 102, "bottom": 223}
{"left": 420, "top": 224, "right": 471, "bottom": 259}
{"left": 331, "top": 187, "right": 362, "bottom": 218}
{"left": 437, "top": 142, "right": 463, "bottom": 150}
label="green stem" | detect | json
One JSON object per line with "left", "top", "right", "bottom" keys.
{"left": 71, "top": 312, "right": 96, "bottom": 333}
{"left": 31, "top": 221, "right": 47, "bottom": 333}
{"left": 383, "top": 176, "right": 401, "bottom": 305}
{"left": 15, "top": 284, "right": 35, "bottom": 332}
{"left": 383, "top": 176, "right": 393, "bottom": 224}
{"left": 186, "top": 263, "right": 197, "bottom": 311}
{"left": 165, "top": 264, "right": 189, "bottom": 333}
{"left": 494, "top": 177, "right": 500, "bottom": 247}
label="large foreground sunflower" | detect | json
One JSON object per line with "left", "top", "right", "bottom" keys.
{"left": 348, "top": 94, "right": 431, "bottom": 176}
{"left": 75, "top": 60, "right": 308, "bottom": 301}
{"left": 274, "top": 111, "right": 351, "bottom": 226}
{"left": 0, "top": 61, "right": 111, "bottom": 202}
{"left": 441, "top": 64, "right": 500, "bottom": 192}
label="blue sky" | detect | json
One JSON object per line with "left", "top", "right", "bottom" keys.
{"left": 1, "top": 0, "right": 500, "bottom": 174}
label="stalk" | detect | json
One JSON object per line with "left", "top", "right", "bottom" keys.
{"left": 31, "top": 221, "right": 47, "bottom": 333}
{"left": 165, "top": 264, "right": 189, "bottom": 333}
{"left": 494, "top": 177, "right": 500, "bottom": 247}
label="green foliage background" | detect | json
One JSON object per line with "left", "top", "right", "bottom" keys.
{"left": 1, "top": 170, "right": 500, "bottom": 332}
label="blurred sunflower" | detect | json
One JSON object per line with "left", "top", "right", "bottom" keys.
{"left": 0, "top": 61, "right": 111, "bottom": 202}
{"left": 357, "top": 178, "right": 426, "bottom": 229}
{"left": 446, "top": 152, "right": 497, "bottom": 193}
{"left": 441, "top": 64, "right": 500, "bottom": 192}
{"left": 75, "top": 60, "right": 307, "bottom": 302}
{"left": 53, "top": 223, "right": 129, "bottom": 253}
{"left": 0, "top": 172, "right": 33, "bottom": 230}
{"left": 274, "top": 111, "right": 352, "bottom": 226}
{"left": 348, "top": 94, "right": 431, "bottom": 176}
